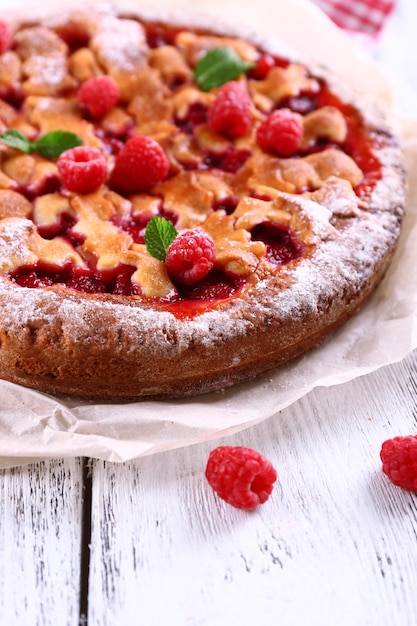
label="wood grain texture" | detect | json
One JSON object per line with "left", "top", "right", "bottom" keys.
{"left": 0, "top": 459, "right": 84, "bottom": 626}
{"left": 87, "top": 350, "right": 417, "bottom": 626}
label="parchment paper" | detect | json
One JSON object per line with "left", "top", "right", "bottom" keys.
{"left": 1, "top": 0, "right": 416, "bottom": 469}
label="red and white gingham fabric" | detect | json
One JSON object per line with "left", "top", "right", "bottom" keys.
{"left": 312, "top": 0, "right": 396, "bottom": 34}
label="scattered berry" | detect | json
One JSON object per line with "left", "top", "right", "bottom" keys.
{"left": 57, "top": 146, "right": 108, "bottom": 194}
{"left": 77, "top": 75, "right": 120, "bottom": 118}
{"left": 205, "top": 446, "right": 277, "bottom": 510}
{"left": 208, "top": 81, "right": 252, "bottom": 138}
{"left": 165, "top": 228, "right": 215, "bottom": 285}
{"left": 256, "top": 108, "right": 303, "bottom": 156}
{"left": 380, "top": 435, "right": 417, "bottom": 492}
{"left": 0, "top": 20, "right": 12, "bottom": 55}
{"left": 110, "top": 135, "right": 170, "bottom": 194}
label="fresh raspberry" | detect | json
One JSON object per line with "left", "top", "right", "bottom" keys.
{"left": 256, "top": 108, "right": 303, "bottom": 156}
{"left": 380, "top": 435, "right": 417, "bottom": 492}
{"left": 110, "top": 135, "right": 170, "bottom": 194}
{"left": 208, "top": 81, "right": 252, "bottom": 139}
{"left": 165, "top": 228, "right": 215, "bottom": 285}
{"left": 0, "top": 21, "right": 12, "bottom": 55}
{"left": 205, "top": 446, "right": 277, "bottom": 510}
{"left": 77, "top": 75, "right": 120, "bottom": 118}
{"left": 57, "top": 146, "right": 108, "bottom": 194}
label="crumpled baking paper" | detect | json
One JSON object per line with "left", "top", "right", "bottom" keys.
{"left": 1, "top": 0, "right": 416, "bottom": 469}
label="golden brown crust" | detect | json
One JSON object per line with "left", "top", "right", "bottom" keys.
{"left": 0, "top": 7, "right": 407, "bottom": 400}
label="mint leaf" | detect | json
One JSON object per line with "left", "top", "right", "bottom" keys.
{"left": 32, "top": 130, "right": 83, "bottom": 158}
{"left": 144, "top": 216, "right": 178, "bottom": 261}
{"left": 195, "top": 46, "right": 255, "bottom": 91}
{"left": 0, "top": 129, "right": 31, "bottom": 153}
{"left": 0, "top": 128, "right": 83, "bottom": 158}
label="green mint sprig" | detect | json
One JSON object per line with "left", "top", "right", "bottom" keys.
{"left": 144, "top": 216, "right": 178, "bottom": 261}
{"left": 194, "top": 46, "right": 255, "bottom": 91}
{"left": 0, "top": 129, "right": 83, "bottom": 158}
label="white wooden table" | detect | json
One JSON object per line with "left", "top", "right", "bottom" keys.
{"left": 1, "top": 1, "right": 417, "bottom": 624}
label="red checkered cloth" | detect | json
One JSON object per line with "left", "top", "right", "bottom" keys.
{"left": 312, "top": 0, "right": 396, "bottom": 34}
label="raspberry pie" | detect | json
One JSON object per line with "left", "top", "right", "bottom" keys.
{"left": 0, "top": 7, "right": 406, "bottom": 400}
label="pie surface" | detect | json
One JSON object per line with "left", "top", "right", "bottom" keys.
{"left": 0, "top": 7, "right": 407, "bottom": 400}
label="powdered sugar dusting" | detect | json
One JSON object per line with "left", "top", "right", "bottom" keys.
{"left": 26, "top": 56, "right": 69, "bottom": 88}
{"left": 0, "top": 219, "right": 37, "bottom": 272}
{"left": 90, "top": 15, "right": 148, "bottom": 73}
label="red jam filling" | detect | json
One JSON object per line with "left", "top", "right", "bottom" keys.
{"left": 176, "top": 101, "right": 208, "bottom": 133}
{"left": 36, "top": 211, "right": 78, "bottom": 239}
{"left": 202, "top": 148, "right": 252, "bottom": 173}
{"left": 251, "top": 222, "right": 304, "bottom": 265}
{"left": 174, "top": 268, "right": 246, "bottom": 301}
{"left": 10, "top": 262, "right": 138, "bottom": 295}
{"left": 316, "top": 88, "right": 383, "bottom": 197}
{"left": 145, "top": 23, "right": 183, "bottom": 48}
{"left": 110, "top": 207, "right": 178, "bottom": 245}
{"left": 154, "top": 268, "right": 250, "bottom": 319}
{"left": 278, "top": 94, "right": 318, "bottom": 115}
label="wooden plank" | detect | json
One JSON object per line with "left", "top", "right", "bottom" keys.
{"left": 87, "top": 351, "right": 417, "bottom": 626}
{"left": 0, "top": 458, "right": 84, "bottom": 626}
